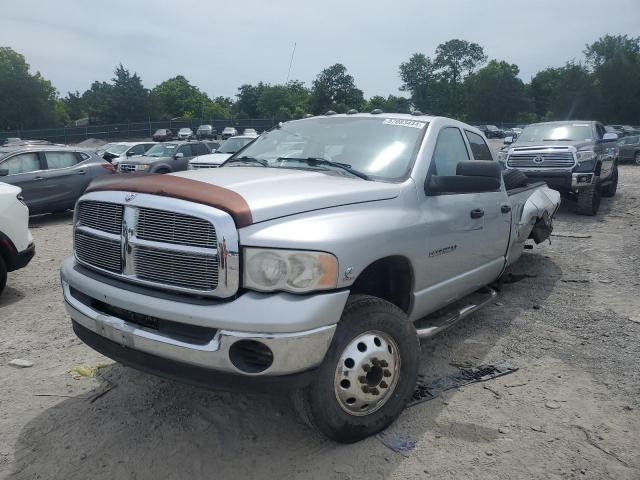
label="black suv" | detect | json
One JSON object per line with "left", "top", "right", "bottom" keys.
{"left": 117, "top": 141, "right": 211, "bottom": 174}
{"left": 502, "top": 121, "right": 618, "bottom": 215}
{"left": 478, "top": 125, "right": 505, "bottom": 139}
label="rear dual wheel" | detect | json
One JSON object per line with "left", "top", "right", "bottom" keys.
{"left": 294, "top": 295, "right": 419, "bottom": 443}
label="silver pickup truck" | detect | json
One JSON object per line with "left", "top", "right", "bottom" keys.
{"left": 60, "top": 113, "right": 560, "bottom": 442}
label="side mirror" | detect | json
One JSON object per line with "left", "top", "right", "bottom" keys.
{"left": 0, "top": 168, "right": 8, "bottom": 176}
{"left": 425, "top": 161, "right": 502, "bottom": 195}
{"left": 504, "top": 136, "right": 513, "bottom": 145}
{"left": 602, "top": 133, "right": 618, "bottom": 142}
{"left": 126, "top": 150, "right": 135, "bottom": 156}
{"left": 174, "top": 153, "right": 184, "bottom": 160}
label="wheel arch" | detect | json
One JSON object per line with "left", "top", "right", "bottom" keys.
{"left": 349, "top": 256, "right": 414, "bottom": 314}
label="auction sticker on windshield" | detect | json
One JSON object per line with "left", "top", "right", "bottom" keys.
{"left": 382, "top": 118, "right": 426, "bottom": 129}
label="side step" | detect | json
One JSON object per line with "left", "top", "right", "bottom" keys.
{"left": 414, "top": 287, "right": 498, "bottom": 339}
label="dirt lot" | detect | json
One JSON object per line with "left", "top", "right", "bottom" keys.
{"left": 1, "top": 165, "right": 639, "bottom": 480}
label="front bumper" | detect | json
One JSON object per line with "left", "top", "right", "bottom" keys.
{"left": 510, "top": 170, "right": 594, "bottom": 193}
{"left": 61, "top": 257, "right": 347, "bottom": 382}
{"left": 6, "top": 242, "right": 35, "bottom": 272}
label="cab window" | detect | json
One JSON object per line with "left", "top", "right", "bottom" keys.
{"left": 2, "top": 152, "right": 41, "bottom": 175}
{"left": 177, "top": 145, "right": 193, "bottom": 157}
{"left": 465, "top": 131, "right": 494, "bottom": 161}
{"left": 45, "top": 151, "right": 79, "bottom": 169}
{"left": 431, "top": 127, "right": 469, "bottom": 176}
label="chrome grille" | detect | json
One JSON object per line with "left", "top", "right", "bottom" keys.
{"left": 134, "top": 247, "right": 218, "bottom": 291}
{"left": 137, "top": 208, "right": 216, "bottom": 248}
{"left": 119, "top": 164, "right": 137, "bottom": 172}
{"left": 77, "top": 201, "right": 123, "bottom": 235}
{"left": 75, "top": 230, "right": 122, "bottom": 273}
{"left": 507, "top": 151, "right": 575, "bottom": 168}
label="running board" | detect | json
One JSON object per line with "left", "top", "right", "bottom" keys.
{"left": 414, "top": 287, "right": 498, "bottom": 339}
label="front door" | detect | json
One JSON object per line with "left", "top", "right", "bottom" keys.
{"left": 0, "top": 152, "right": 47, "bottom": 213}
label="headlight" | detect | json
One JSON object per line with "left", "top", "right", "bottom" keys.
{"left": 576, "top": 150, "right": 597, "bottom": 162}
{"left": 497, "top": 151, "right": 507, "bottom": 162}
{"left": 244, "top": 248, "right": 338, "bottom": 293}
{"left": 187, "top": 164, "right": 194, "bottom": 170}
{"left": 136, "top": 164, "right": 149, "bottom": 171}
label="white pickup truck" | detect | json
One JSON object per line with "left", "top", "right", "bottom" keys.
{"left": 0, "top": 182, "right": 35, "bottom": 294}
{"left": 60, "top": 113, "right": 559, "bottom": 442}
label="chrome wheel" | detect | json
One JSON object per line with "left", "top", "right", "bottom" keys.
{"left": 333, "top": 331, "right": 401, "bottom": 416}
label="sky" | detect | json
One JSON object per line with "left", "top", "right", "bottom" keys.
{"left": 1, "top": 0, "right": 639, "bottom": 100}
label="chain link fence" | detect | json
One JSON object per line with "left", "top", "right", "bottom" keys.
{"left": 0, "top": 118, "right": 277, "bottom": 144}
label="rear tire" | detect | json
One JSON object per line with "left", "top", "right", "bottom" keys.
{"left": 502, "top": 169, "right": 529, "bottom": 190}
{"left": 294, "top": 295, "right": 419, "bottom": 443}
{"left": 601, "top": 166, "right": 618, "bottom": 198}
{"left": 0, "top": 256, "right": 7, "bottom": 296}
{"left": 576, "top": 183, "right": 601, "bottom": 216}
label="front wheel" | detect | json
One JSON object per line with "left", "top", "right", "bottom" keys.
{"left": 601, "top": 166, "right": 618, "bottom": 197}
{"left": 294, "top": 295, "right": 419, "bottom": 443}
{"left": 576, "top": 183, "right": 601, "bottom": 216}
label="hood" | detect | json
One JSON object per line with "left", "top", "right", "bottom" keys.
{"left": 171, "top": 167, "right": 401, "bottom": 224}
{"left": 510, "top": 140, "right": 593, "bottom": 151}
{"left": 0, "top": 181, "right": 21, "bottom": 196}
{"left": 121, "top": 155, "right": 169, "bottom": 165}
{"left": 189, "top": 153, "right": 233, "bottom": 165}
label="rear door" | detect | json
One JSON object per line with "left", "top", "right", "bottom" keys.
{"left": 0, "top": 152, "right": 47, "bottom": 213}
{"left": 41, "top": 151, "right": 87, "bottom": 210}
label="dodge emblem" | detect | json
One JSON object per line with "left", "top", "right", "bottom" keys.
{"left": 125, "top": 193, "right": 137, "bottom": 202}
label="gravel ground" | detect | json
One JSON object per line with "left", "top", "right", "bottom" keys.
{"left": 1, "top": 164, "right": 639, "bottom": 479}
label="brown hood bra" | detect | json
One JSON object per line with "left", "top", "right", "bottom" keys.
{"left": 85, "top": 174, "right": 253, "bottom": 228}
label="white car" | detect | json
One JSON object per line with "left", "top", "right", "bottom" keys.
{"left": 0, "top": 182, "right": 34, "bottom": 294}
{"left": 96, "top": 142, "right": 156, "bottom": 166}
{"left": 177, "top": 128, "right": 194, "bottom": 140}
{"left": 243, "top": 128, "right": 258, "bottom": 136}
{"left": 221, "top": 127, "right": 238, "bottom": 139}
{"left": 188, "top": 135, "right": 257, "bottom": 169}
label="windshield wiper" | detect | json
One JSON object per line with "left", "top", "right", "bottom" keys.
{"left": 276, "top": 157, "right": 370, "bottom": 180}
{"left": 225, "top": 156, "right": 268, "bottom": 167}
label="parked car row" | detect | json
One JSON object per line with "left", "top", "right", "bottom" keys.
{"left": 151, "top": 126, "right": 260, "bottom": 142}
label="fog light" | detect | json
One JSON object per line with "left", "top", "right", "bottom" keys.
{"left": 578, "top": 175, "right": 591, "bottom": 183}
{"left": 229, "top": 340, "right": 274, "bottom": 373}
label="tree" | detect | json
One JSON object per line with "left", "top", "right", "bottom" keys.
{"left": 109, "top": 64, "right": 149, "bottom": 122}
{"left": 584, "top": 35, "right": 640, "bottom": 123}
{"left": 434, "top": 39, "right": 487, "bottom": 85}
{"left": 150, "top": 75, "right": 209, "bottom": 119}
{"left": 61, "top": 91, "right": 86, "bottom": 121}
{"left": 464, "top": 60, "right": 532, "bottom": 122}
{"left": 256, "top": 81, "right": 310, "bottom": 120}
{"left": 81, "top": 81, "right": 113, "bottom": 124}
{"left": 235, "top": 83, "right": 266, "bottom": 118}
{"left": 310, "top": 64, "right": 364, "bottom": 114}
{"left": 0, "top": 47, "right": 59, "bottom": 130}
{"left": 363, "top": 95, "right": 411, "bottom": 113}
{"left": 399, "top": 53, "right": 450, "bottom": 115}
{"left": 530, "top": 62, "right": 596, "bottom": 121}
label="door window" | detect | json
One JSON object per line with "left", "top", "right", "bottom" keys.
{"left": 191, "top": 143, "right": 209, "bottom": 156}
{"left": 431, "top": 127, "right": 469, "bottom": 176}
{"left": 2, "top": 153, "right": 41, "bottom": 175}
{"left": 46, "top": 151, "right": 78, "bottom": 169}
{"left": 465, "top": 131, "right": 494, "bottom": 161}
{"left": 128, "top": 144, "right": 145, "bottom": 156}
{"left": 177, "top": 145, "right": 193, "bottom": 157}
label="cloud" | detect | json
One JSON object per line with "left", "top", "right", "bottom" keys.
{"left": 1, "top": 0, "right": 639, "bottom": 99}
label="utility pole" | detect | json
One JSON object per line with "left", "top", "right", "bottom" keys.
{"left": 286, "top": 42, "right": 297, "bottom": 84}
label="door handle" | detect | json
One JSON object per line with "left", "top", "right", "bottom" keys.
{"left": 501, "top": 205, "right": 511, "bottom": 214}
{"left": 77, "top": 170, "right": 86, "bottom": 175}
{"left": 34, "top": 176, "right": 45, "bottom": 181}
{"left": 470, "top": 209, "right": 485, "bottom": 219}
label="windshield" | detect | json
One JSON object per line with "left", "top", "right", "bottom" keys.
{"left": 179, "top": 128, "right": 191, "bottom": 133}
{"left": 518, "top": 123, "right": 593, "bottom": 142}
{"left": 197, "top": 126, "right": 211, "bottom": 131}
{"left": 487, "top": 125, "right": 498, "bottom": 131}
{"left": 153, "top": 129, "right": 167, "bottom": 135}
{"left": 145, "top": 143, "right": 177, "bottom": 157}
{"left": 229, "top": 117, "right": 427, "bottom": 180}
{"left": 102, "top": 144, "right": 129, "bottom": 155}
{"left": 218, "top": 137, "right": 253, "bottom": 153}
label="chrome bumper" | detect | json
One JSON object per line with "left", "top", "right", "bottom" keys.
{"left": 61, "top": 258, "right": 346, "bottom": 376}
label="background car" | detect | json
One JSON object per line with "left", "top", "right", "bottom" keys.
{"left": 202, "top": 140, "right": 221, "bottom": 152}
{"left": 242, "top": 128, "right": 258, "bottom": 136}
{"left": 96, "top": 142, "right": 156, "bottom": 165}
{"left": 221, "top": 127, "right": 238, "bottom": 139}
{"left": 152, "top": 128, "right": 173, "bottom": 142}
{"left": 188, "top": 135, "right": 256, "bottom": 169}
{"left": 177, "top": 128, "right": 194, "bottom": 140}
{"left": 0, "top": 146, "right": 115, "bottom": 215}
{"left": 196, "top": 125, "right": 217, "bottom": 140}
{"left": 478, "top": 125, "right": 505, "bottom": 138}
{"left": 617, "top": 135, "right": 640, "bottom": 165}
{"left": 607, "top": 125, "right": 640, "bottom": 137}
{"left": 117, "top": 141, "right": 211, "bottom": 174}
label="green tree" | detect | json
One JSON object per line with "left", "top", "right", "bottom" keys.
{"left": 399, "top": 53, "right": 450, "bottom": 115}
{"left": 464, "top": 60, "right": 532, "bottom": 122}
{"left": 434, "top": 39, "right": 487, "bottom": 85}
{"left": 363, "top": 95, "right": 412, "bottom": 113}
{"left": 61, "top": 91, "right": 86, "bottom": 121}
{"left": 0, "top": 47, "right": 59, "bottom": 130}
{"left": 81, "top": 81, "right": 113, "bottom": 124}
{"left": 310, "top": 64, "right": 364, "bottom": 114}
{"left": 235, "top": 83, "right": 266, "bottom": 118}
{"left": 150, "top": 75, "right": 209, "bottom": 120}
{"left": 257, "top": 81, "right": 310, "bottom": 120}
{"left": 584, "top": 35, "right": 640, "bottom": 123}
{"left": 530, "top": 62, "right": 596, "bottom": 120}
{"left": 109, "top": 64, "right": 149, "bottom": 122}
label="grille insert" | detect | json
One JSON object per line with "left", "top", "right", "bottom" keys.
{"left": 137, "top": 208, "right": 217, "bottom": 248}
{"left": 134, "top": 246, "right": 218, "bottom": 291}
{"left": 507, "top": 151, "right": 575, "bottom": 168}
{"left": 77, "top": 201, "right": 123, "bottom": 235}
{"left": 75, "top": 230, "right": 122, "bottom": 273}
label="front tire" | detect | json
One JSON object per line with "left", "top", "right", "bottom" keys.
{"left": 576, "top": 183, "right": 601, "bottom": 216}
{"left": 295, "top": 295, "right": 419, "bottom": 443}
{"left": 601, "top": 166, "right": 618, "bottom": 198}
